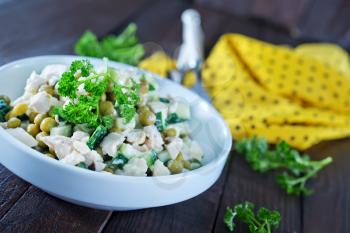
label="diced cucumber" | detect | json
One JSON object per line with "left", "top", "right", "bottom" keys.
{"left": 77, "top": 162, "right": 88, "bottom": 169}
{"left": 143, "top": 150, "right": 157, "bottom": 167}
{"left": 118, "top": 143, "right": 144, "bottom": 159}
{"left": 87, "top": 125, "right": 108, "bottom": 150}
{"left": 155, "top": 112, "right": 167, "bottom": 132}
{"left": 190, "top": 141, "right": 204, "bottom": 162}
{"left": 190, "top": 161, "right": 201, "bottom": 170}
{"left": 74, "top": 124, "right": 94, "bottom": 134}
{"left": 159, "top": 97, "right": 170, "bottom": 103}
{"left": 111, "top": 154, "right": 129, "bottom": 169}
{"left": 17, "top": 114, "right": 29, "bottom": 121}
{"left": 166, "top": 113, "right": 186, "bottom": 124}
{"left": 50, "top": 125, "right": 73, "bottom": 137}
{"left": 105, "top": 154, "right": 128, "bottom": 172}
{"left": 0, "top": 99, "right": 11, "bottom": 122}
{"left": 174, "top": 101, "right": 190, "bottom": 120}
{"left": 158, "top": 150, "right": 171, "bottom": 163}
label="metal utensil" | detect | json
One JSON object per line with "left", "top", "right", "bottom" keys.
{"left": 169, "top": 9, "right": 211, "bottom": 103}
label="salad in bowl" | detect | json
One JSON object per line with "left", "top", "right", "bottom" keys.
{"left": 0, "top": 56, "right": 231, "bottom": 210}
{"left": 0, "top": 59, "right": 203, "bottom": 177}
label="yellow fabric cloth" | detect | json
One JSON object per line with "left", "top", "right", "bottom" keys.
{"left": 139, "top": 34, "right": 350, "bottom": 150}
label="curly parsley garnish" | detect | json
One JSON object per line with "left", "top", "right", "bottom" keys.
{"left": 55, "top": 59, "right": 111, "bottom": 128}
{"left": 54, "top": 59, "right": 141, "bottom": 128}
{"left": 113, "top": 79, "right": 140, "bottom": 123}
{"left": 235, "top": 137, "right": 333, "bottom": 195}
{"left": 224, "top": 202, "right": 281, "bottom": 233}
{"left": 74, "top": 23, "right": 144, "bottom": 65}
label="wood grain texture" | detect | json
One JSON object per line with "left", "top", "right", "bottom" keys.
{"left": 0, "top": 165, "right": 30, "bottom": 218}
{"left": 0, "top": 0, "right": 350, "bottom": 232}
{"left": 195, "top": 0, "right": 350, "bottom": 46}
{"left": 303, "top": 139, "right": 350, "bottom": 233}
{"left": 0, "top": 0, "right": 153, "bottom": 64}
{"left": 0, "top": 186, "right": 111, "bottom": 233}
{"left": 213, "top": 153, "right": 302, "bottom": 233}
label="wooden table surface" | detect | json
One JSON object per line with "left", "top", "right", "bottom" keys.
{"left": 0, "top": 1, "right": 349, "bottom": 233}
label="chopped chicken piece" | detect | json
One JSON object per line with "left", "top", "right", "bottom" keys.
{"left": 144, "top": 125, "right": 164, "bottom": 152}
{"left": 6, "top": 128, "right": 37, "bottom": 147}
{"left": 71, "top": 131, "right": 90, "bottom": 142}
{"left": 122, "top": 157, "right": 148, "bottom": 176}
{"left": 41, "top": 135, "right": 73, "bottom": 159}
{"left": 148, "top": 101, "right": 168, "bottom": 118}
{"left": 165, "top": 137, "right": 183, "bottom": 159}
{"left": 61, "top": 150, "right": 85, "bottom": 166}
{"left": 100, "top": 132, "right": 125, "bottom": 157}
{"left": 153, "top": 159, "right": 170, "bottom": 176}
{"left": 126, "top": 129, "right": 146, "bottom": 145}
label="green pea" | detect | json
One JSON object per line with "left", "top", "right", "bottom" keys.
{"left": 7, "top": 117, "right": 21, "bottom": 128}
{"left": 100, "top": 101, "right": 115, "bottom": 116}
{"left": 139, "top": 110, "right": 156, "bottom": 126}
{"left": 40, "top": 117, "right": 57, "bottom": 133}
{"left": 168, "top": 160, "right": 183, "bottom": 174}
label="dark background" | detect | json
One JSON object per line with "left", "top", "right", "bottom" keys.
{"left": 0, "top": 0, "right": 350, "bottom": 232}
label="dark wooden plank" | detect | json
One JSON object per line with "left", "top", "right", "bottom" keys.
{"left": 196, "top": 0, "right": 350, "bottom": 44}
{"left": 0, "top": 186, "right": 111, "bottom": 233}
{"left": 303, "top": 139, "right": 350, "bottom": 233}
{"left": 195, "top": 0, "right": 256, "bottom": 16}
{"left": 213, "top": 153, "right": 302, "bottom": 233}
{"left": 297, "top": 0, "right": 341, "bottom": 37}
{"left": 0, "top": 0, "right": 153, "bottom": 64}
{"left": 195, "top": 4, "right": 294, "bottom": 48}
{"left": 103, "top": 163, "right": 230, "bottom": 233}
{"left": 130, "top": 0, "right": 191, "bottom": 56}
{"left": 0, "top": 165, "right": 30, "bottom": 218}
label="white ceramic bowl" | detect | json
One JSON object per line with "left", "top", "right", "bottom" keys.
{"left": 0, "top": 55, "right": 232, "bottom": 210}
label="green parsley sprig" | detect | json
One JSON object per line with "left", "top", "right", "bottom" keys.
{"left": 113, "top": 79, "right": 140, "bottom": 123}
{"left": 74, "top": 23, "right": 144, "bottom": 65}
{"left": 55, "top": 60, "right": 111, "bottom": 128}
{"left": 224, "top": 202, "right": 281, "bottom": 233}
{"left": 235, "top": 137, "right": 333, "bottom": 195}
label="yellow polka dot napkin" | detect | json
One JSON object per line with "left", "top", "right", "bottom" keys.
{"left": 139, "top": 34, "right": 350, "bottom": 150}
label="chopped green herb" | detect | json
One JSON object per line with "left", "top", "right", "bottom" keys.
{"left": 75, "top": 23, "right": 144, "bottom": 65}
{"left": 235, "top": 136, "right": 333, "bottom": 195}
{"left": 87, "top": 125, "right": 108, "bottom": 150}
{"left": 224, "top": 202, "right": 281, "bottom": 233}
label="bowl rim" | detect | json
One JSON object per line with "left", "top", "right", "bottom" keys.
{"left": 0, "top": 55, "right": 232, "bottom": 182}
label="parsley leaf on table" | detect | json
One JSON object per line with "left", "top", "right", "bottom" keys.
{"left": 224, "top": 202, "right": 281, "bottom": 233}
{"left": 74, "top": 23, "right": 144, "bottom": 65}
{"left": 235, "top": 136, "right": 333, "bottom": 195}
